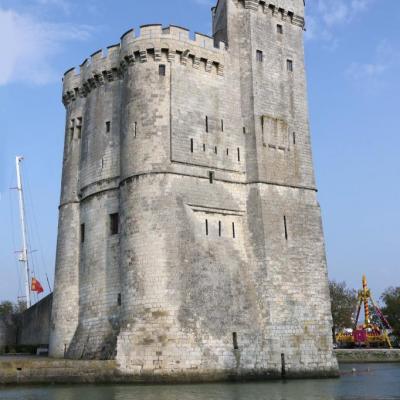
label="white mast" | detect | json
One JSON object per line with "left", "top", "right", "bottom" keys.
{"left": 16, "top": 156, "right": 31, "bottom": 308}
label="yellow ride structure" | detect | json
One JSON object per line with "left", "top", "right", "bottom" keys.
{"left": 336, "top": 275, "right": 392, "bottom": 348}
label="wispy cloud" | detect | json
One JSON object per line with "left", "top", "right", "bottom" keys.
{"left": 306, "top": 0, "right": 375, "bottom": 45}
{"left": 0, "top": 8, "right": 92, "bottom": 86}
{"left": 346, "top": 40, "right": 399, "bottom": 84}
{"left": 193, "top": 0, "right": 214, "bottom": 6}
{"left": 35, "top": 0, "right": 71, "bottom": 14}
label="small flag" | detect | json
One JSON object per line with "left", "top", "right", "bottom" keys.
{"left": 31, "top": 278, "right": 44, "bottom": 294}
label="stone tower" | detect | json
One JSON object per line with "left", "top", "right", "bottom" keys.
{"left": 49, "top": 0, "right": 338, "bottom": 380}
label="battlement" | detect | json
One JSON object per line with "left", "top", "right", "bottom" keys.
{"left": 62, "top": 24, "right": 226, "bottom": 105}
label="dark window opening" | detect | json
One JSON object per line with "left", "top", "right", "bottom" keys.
{"left": 209, "top": 171, "right": 214, "bottom": 184}
{"left": 293, "top": 132, "right": 296, "bottom": 145}
{"left": 76, "top": 117, "right": 82, "bottom": 139}
{"left": 159, "top": 64, "right": 166, "bottom": 76}
{"left": 110, "top": 213, "right": 119, "bottom": 236}
{"left": 106, "top": 121, "right": 111, "bottom": 133}
{"left": 219, "top": 221, "right": 222, "bottom": 237}
{"left": 277, "top": 24, "right": 283, "bottom": 34}
{"left": 190, "top": 138, "right": 194, "bottom": 153}
{"left": 221, "top": 119, "right": 224, "bottom": 132}
{"left": 284, "top": 216, "right": 288, "bottom": 240}
{"left": 118, "top": 293, "right": 122, "bottom": 306}
{"left": 233, "top": 332, "right": 239, "bottom": 350}
{"left": 205, "top": 116, "right": 209, "bottom": 133}
{"left": 205, "top": 219, "right": 209, "bottom": 236}
{"left": 215, "top": 146, "right": 218, "bottom": 154}
{"left": 243, "top": 127, "right": 246, "bottom": 134}
{"left": 80, "top": 224, "right": 85, "bottom": 243}
{"left": 203, "top": 143, "right": 206, "bottom": 152}
{"left": 226, "top": 148, "right": 229, "bottom": 156}
{"left": 256, "top": 50, "right": 263, "bottom": 62}
{"left": 287, "top": 59, "right": 293, "bottom": 72}
{"left": 281, "top": 353, "right": 286, "bottom": 378}
{"left": 134, "top": 122, "right": 137, "bottom": 137}
{"left": 232, "top": 222, "right": 236, "bottom": 238}
{"left": 237, "top": 148, "right": 241, "bottom": 162}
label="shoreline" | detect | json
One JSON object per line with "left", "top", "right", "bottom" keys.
{"left": 335, "top": 349, "right": 400, "bottom": 363}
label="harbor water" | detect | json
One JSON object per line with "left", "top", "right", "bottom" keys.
{"left": 1, "top": 363, "right": 399, "bottom": 400}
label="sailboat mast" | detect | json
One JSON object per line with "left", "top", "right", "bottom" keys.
{"left": 16, "top": 156, "right": 31, "bottom": 308}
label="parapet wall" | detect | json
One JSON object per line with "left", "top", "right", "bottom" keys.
{"left": 62, "top": 25, "right": 227, "bottom": 105}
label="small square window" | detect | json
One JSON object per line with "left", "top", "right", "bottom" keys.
{"left": 277, "top": 24, "right": 283, "bottom": 34}
{"left": 287, "top": 59, "right": 293, "bottom": 72}
{"left": 256, "top": 50, "right": 263, "bottom": 62}
{"left": 159, "top": 64, "right": 166, "bottom": 76}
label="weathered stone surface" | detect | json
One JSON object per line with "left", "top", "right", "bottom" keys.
{"left": 336, "top": 349, "right": 400, "bottom": 363}
{"left": 49, "top": 0, "right": 339, "bottom": 381}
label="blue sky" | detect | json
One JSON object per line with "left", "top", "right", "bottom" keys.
{"left": 0, "top": 0, "right": 399, "bottom": 303}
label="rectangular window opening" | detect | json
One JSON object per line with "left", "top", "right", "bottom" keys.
{"left": 287, "top": 59, "right": 293, "bottom": 72}
{"left": 221, "top": 119, "right": 224, "bottom": 132}
{"left": 134, "top": 121, "right": 137, "bottom": 137}
{"left": 205, "top": 116, "right": 209, "bottom": 133}
{"left": 205, "top": 219, "right": 209, "bottom": 236}
{"left": 243, "top": 127, "right": 246, "bottom": 135}
{"left": 284, "top": 216, "right": 288, "bottom": 240}
{"left": 106, "top": 121, "right": 111, "bottom": 133}
{"left": 256, "top": 50, "right": 263, "bottom": 62}
{"left": 233, "top": 332, "right": 239, "bottom": 350}
{"left": 232, "top": 222, "right": 236, "bottom": 239}
{"left": 214, "top": 146, "right": 218, "bottom": 154}
{"left": 110, "top": 213, "right": 119, "bottom": 236}
{"left": 277, "top": 24, "right": 283, "bottom": 34}
{"left": 159, "top": 64, "right": 166, "bottom": 76}
{"left": 190, "top": 138, "right": 194, "bottom": 153}
{"left": 118, "top": 293, "right": 122, "bottom": 306}
{"left": 80, "top": 224, "right": 85, "bottom": 244}
{"left": 226, "top": 148, "right": 229, "bottom": 156}
{"left": 293, "top": 132, "right": 296, "bottom": 145}
{"left": 203, "top": 143, "right": 206, "bottom": 152}
{"left": 218, "top": 221, "right": 222, "bottom": 237}
{"left": 237, "top": 148, "right": 241, "bottom": 162}
{"left": 209, "top": 171, "right": 214, "bottom": 184}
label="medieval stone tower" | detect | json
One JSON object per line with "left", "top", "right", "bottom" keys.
{"left": 49, "top": 0, "right": 338, "bottom": 380}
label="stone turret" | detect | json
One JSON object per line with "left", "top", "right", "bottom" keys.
{"left": 50, "top": 0, "right": 338, "bottom": 381}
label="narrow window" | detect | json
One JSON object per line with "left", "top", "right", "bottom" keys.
{"left": 80, "top": 224, "right": 85, "bottom": 244}
{"left": 256, "top": 50, "right": 263, "bottom": 62}
{"left": 226, "top": 148, "right": 229, "bottom": 156}
{"left": 237, "top": 148, "right": 241, "bottom": 162}
{"left": 159, "top": 64, "right": 166, "bottom": 76}
{"left": 190, "top": 138, "right": 194, "bottom": 153}
{"left": 106, "top": 121, "right": 111, "bottom": 133}
{"left": 281, "top": 353, "right": 286, "bottom": 378}
{"left": 205, "top": 219, "right": 209, "bottom": 236}
{"left": 218, "top": 221, "right": 222, "bottom": 237}
{"left": 134, "top": 122, "right": 137, "bottom": 137}
{"left": 232, "top": 222, "right": 236, "bottom": 239}
{"left": 215, "top": 146, "right": 218, "bottom": 154}
{"left": 69, "top": 119, "right": 75, "bottom": 141}
{"left": 221, "top": 119, "right": 224, "bottom": 132}
{"left": 110, "top": 213, "right": 119, "bottom": 235}
{"left": 118, "top": 293, "right": 122, "bottom": 306}
{"left": 277, "top": 24, "right": 283, "bottom": 34}
{"left": 233, "top": 332, "right": 239, "bottom": 350}
{"left": 293, "top": 132, "right": 296, "bottom": 145}
{"left": 101, "top": 158, "right": 104, "bottom": 169}
{"left": 203, "top": 143, "right": 206, "bottom": 152}
{"left": 76, "top": 117, "right": 82, "bottom": 139}
{"left": 284, "top": 216, "right": 288, "bottom": 240}
{"left": 209, "top": 171, "right": 214, "bottom": 184}
{"left": 205, "top": 116, "right": 209, "bottom": 133}
{"left": 287, "top": 59, "right": 293, "bottom": 72}
{"left": 243, "top": 127, "right": 246, "bottom": 134}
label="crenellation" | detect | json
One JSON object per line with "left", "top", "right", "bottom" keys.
{"left": 51, "top": 0, "right": 338, "bottom": 382}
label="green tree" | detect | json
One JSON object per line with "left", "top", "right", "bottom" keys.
{"left": 0, "top": 301, "right": 15, "bottom": 318}
{"left": 329, "top": 281, "right": 358, "bottom": 335}
{"left": 381, "top": 287, "right": 400, "bottom": 339}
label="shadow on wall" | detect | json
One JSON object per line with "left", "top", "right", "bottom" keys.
{"left": 0, "top": 294, "right": 53, "bottom": 355}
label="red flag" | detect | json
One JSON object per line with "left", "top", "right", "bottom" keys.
{"left": 31, "top": 278, "right": 44, "bottom": 294}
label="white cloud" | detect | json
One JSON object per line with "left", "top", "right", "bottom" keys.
{"left": 0, "top": 8, "right": 92, "bottom": 86}
{"left": 193, "top": 0, "right": 214, "bottom": 6}
{"left": 35, "top": 0, "right": 71, "bottom": 13}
